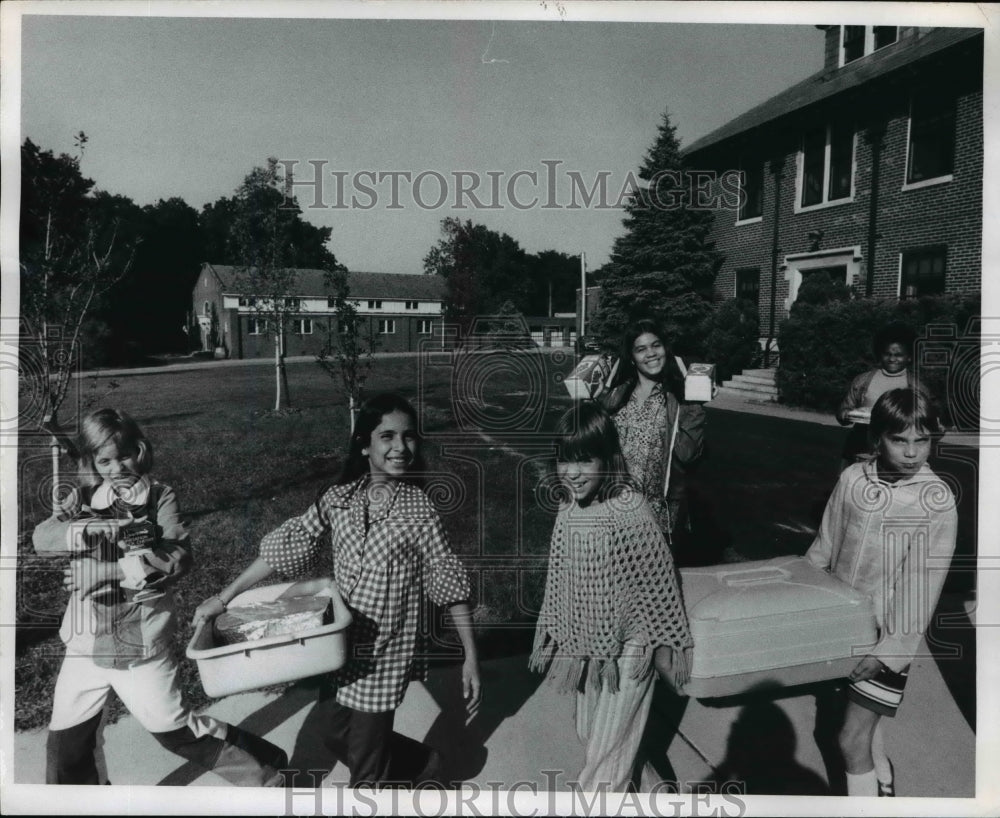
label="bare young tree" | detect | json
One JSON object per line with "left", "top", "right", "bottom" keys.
{"left": 20, "top": 133, "right": 136, "bottom": 509}
{"left": 315, "top": 268, "right": 380, "bottom": 433}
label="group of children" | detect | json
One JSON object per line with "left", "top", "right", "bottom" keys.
{"left": 32, "top": 322, "right": 956, "bottom": 796}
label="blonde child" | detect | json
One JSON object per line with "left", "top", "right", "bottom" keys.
{"left": 194, "top": 392, "right": 481, "bottom": 787}
{"left": 33, "top": 408, "right": 287, "bottom": 785}
{"left": 807, "top": 388, "right": 957, "bottom": 796}
{"left": 529, "top": 401, "right": 693, "bottom": 792}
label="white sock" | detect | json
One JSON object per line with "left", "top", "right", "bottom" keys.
{"left": 846, "top": 769, "right": 877, "bottom": 796}
{"left": 871, "top": 723, "right": 892, "bottom": 784}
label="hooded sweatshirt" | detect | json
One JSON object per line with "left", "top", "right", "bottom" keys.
{"left": 806, "top": 459, "right": 957, "bottom": 672}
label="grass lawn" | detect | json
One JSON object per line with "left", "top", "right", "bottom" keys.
{"left": 14, "top": 352, "right": 979, "bottom": 731}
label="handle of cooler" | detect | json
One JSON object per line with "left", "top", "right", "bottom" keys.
{"left": 722, "top": 566, "right": 792, "bottom": 586}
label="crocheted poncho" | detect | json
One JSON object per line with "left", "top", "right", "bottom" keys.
{"left": 529, "top": 488, "right": 693, "bottom": 694}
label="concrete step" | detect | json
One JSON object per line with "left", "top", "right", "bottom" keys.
{"left": 726, "top": 373, "right": 777, "bottom": 387}
{"left": 740, "top": 368, "right": 778, "bottom": 380}
{"left": 718, "top": 383, "right": 778, "bottom": 401}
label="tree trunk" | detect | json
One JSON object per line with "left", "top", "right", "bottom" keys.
{"left": 349, "top": 393, "right": 356, "bottom": 434}
{"left": 50, "top": 435, "right": 61, "bottom": 514}
{"left": 274, "top": 333, "right": 283, "bottom": 411}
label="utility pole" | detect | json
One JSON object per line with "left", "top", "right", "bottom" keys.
{"left": 579, "top": 252, "right": 587, "bottom": 341}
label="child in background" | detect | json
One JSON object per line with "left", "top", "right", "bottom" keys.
{"left": 33, "top": 408, "right": 287, "bottom": 785}
{"left": 530, "top": 401, "right": 693, "bottom": 792}
{"left": 194, "top": 393, "right": 481, "bottom": 787}
{"left": 836, "top": 323, "right": 931, "bottom": 468}
{"left": 807, "top": 389, "right": 957, "bottom": 796}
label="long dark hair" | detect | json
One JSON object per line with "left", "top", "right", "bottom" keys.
{"left": 616, "top": 318, "right": 685, "bottom": 400}
{"left": 551, "top": 401, "right": 633, "bottom": 503}
{"left": 337, "top": 393, "right": 427, "bottom": 484}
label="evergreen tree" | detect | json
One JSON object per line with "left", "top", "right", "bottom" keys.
{"left": 591, "top": 109, "right": 722, "bottom": 355}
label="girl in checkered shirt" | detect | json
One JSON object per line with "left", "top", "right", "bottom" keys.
{"left": 194, "top": 393, "right": 481, "bottom": 787}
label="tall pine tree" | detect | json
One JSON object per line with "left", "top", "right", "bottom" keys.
{"left": 591, "top": 109, "right": 722, "bottom": 356}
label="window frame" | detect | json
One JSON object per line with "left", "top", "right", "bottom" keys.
{"left": 378, "top": 318, "right": 396, "bottom": 335}
{"left": 899, "top": 246, "right": 947, "bottom": 299}
{"left": 291, "top": 317, "right": 313, "bottom": 335}
{"left": 416, "top": 319, "right": 433, "bottom": 335}
{"left": 795, "top": 122, "right": 856, "bottom": 213}
{"left": 840, "top": 25, "right": 898, "bottom": 66}
{"left": 903, "top": 88, "right": 956, "bottom": 189}
{"left": 247, "top": 317, "right": 267, "bottom": 336}
{"left": 405, "top": 300, "right": 419, "bottom": 310}
{"left": 367, "top": 299, "right": 383, "bottom": 310}
{"left": 735, "top": 158, "right": 764, "bottom": 225}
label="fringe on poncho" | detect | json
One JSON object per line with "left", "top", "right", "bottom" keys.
{"left": 529, "top": 489, "right": 693, "bottom": 694}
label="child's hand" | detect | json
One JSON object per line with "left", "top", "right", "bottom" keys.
{"left": 849, "top": 655, "right": 885, "bottom": 682}
{"left": 64, "top": 557, "right": 115, "bottom": 597}
{"left": 192, "top": 596, "right": 227, "bottom": 627}
{"left": 462, "top": 657, "right": 482, "bottom": 720}
{"left": 81, "top": 519, "right": 120, "bottom": 549}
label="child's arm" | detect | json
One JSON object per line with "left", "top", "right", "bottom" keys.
{"left": 192, "top": 556, "right": 276, "bottom": 625}
{"left": 871, "top": 496, "right": 958, "bottom": 672}
{"left": 836, "top": 372, "right": 868, "bottom": 425}
{"left": 32, "top": 488, "right": 105, "bottom": 554}
{"left": 134, "top": 484, "right": 193, "bottom": 589}
{"left": 805, "top": 471, "right": 851, "bottom": 571}
{"left": 447, "top": 601, "right": 481, "bottom": 716}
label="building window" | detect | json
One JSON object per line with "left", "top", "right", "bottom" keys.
{"left": 203, "top": 301, "right": 210, "bottom": 315}
{"left": 799, "top": 122, "right": 854, "bottom": 208}
{"left": 283, "top": 298, "right": 300, "bottom": 309}
{"left": 900, "top": 247, "right": 946, "bottom": 298}
{"left": 378, "top": 319, "right": 396, "bottom": 334}
{"left": 417, "top": 319, "right": 432, "bottom": 334}
{"left": 291, "top": 318, "right": 313, "bottom": 335}
{"left": 238, "top": 296, "right": 259, "bottom": 308}
{"left": 906, "top": 89, "right": 956, "bottom": 185}
{"left": 737, "top": 159, "right": 763, "bottom": 222}
{"left": 405, "top": 300, "right": 419, "bottom": 310}
{"left": 247, "top": 318, "right": 267, "bottom": 335}
{"left": 367, "top": 299, "right": 383, "bottom": 310}
{"left": 841, "top": 26, "right": 898, "bottom": 65}
{"left": 735, "top": 268, "right": 760, "bottom": 316}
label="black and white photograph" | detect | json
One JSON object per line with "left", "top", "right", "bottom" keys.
{"left": 2, "top": 1, "right": 997, "bottom": 815}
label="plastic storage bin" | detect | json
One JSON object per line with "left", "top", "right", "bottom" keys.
{"left": 676, "top": 556, "right": 878, "bottom": 698}
{"left": 187, "top": 579, "right": 352, "bottom": 697}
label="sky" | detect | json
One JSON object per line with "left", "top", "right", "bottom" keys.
{"left": 15, "top": 9, "right": 838, "bottom": 275}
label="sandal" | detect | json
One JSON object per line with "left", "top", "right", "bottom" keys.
{"left": 877, "top": 760, "right": 895, "bottom": 797}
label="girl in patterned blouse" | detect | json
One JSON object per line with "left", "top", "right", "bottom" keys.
{"left": 194, "top": 393, "right": 480, "bottom": 787}
{"left": 530, "top": 401, "right": 693, "bottom": 792}
{"left": 599, "top": 319, "right": 706, "bottom": 541}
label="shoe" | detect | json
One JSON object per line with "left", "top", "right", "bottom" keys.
{"left": 877, "top": 760, "right": 895, "bottom": 797}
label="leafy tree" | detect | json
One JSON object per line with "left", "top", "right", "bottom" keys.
{"left": 423, "top": 217, "right": 532, "bottom": 332}
{"left": 221, "top": 158, "right": 343, "bottom": 410}
{"left": 315, "top": 269, "right": 379, "bottom": 432}
{"left": 524, "top": 250, "right": 580, "bottom": 316}
{"left": 590, "top": 109, "right": 723, "bottom": 355}
{"left": 19, "top": 135, "right": 137, "bottom": 507}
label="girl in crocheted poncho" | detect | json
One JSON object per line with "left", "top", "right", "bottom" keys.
{"left": 530, "top": 401, "right": 693, "bottom": 792}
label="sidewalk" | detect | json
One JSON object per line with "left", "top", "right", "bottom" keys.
{"left": 10, "top": 619, "right": 974, "bottom": 797}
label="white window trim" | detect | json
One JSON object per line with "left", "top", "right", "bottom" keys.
{"left": 293, "top": 318, "right": 313, "bottom": 335}
{"left": 417, "top": 319, "right": 433, "bottom": 334}
{"left": 794, "top": 127, "right": 857, "bottom": 214}
{"left": 839, "top": 25, "right": 898, "bottom": 67}
{"left": 247, "top": 318, "right": 266, "bottom": 336}
{"left": 735, "top": 214, "right": 763, "bottom": 227}
{"left": 901, "top": 94, "right": 956, "bottom": 191}
{"left": 379, "top": 319, "right": 396, "bottom": 335}
{"left": 782, "top": 246, "right": 862, "bottom": 312}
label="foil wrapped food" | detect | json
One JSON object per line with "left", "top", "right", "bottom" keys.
{"left": 213, "top": 595, "right": 333, "bottom": 645}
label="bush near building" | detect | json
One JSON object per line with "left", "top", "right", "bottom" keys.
{"left": 777, "top": 293, "right": 981, "bottom": 422}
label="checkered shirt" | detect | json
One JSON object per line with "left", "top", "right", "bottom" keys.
{"left": 259, "top": 476, "right": 470, "bottom": 712}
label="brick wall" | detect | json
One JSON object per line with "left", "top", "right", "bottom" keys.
{"left": 694, "top": 39, "right": 982, "bottom": 340}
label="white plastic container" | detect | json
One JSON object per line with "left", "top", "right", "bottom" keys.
{"left": 186, "top": 579, "right": 352, "bottom": 698}
{"left": 676, "top": 556, "right": 878, "bottom": 698}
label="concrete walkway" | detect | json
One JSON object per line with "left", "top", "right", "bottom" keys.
{"left": 7, "top": 380, "right": 981, "bottom": 810}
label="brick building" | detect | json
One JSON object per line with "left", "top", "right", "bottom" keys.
{"left": 191, "top": 263, "right": 447, "bottom": 358}
{"left": 683, "top": 26, "right": 983, "bottom": 353}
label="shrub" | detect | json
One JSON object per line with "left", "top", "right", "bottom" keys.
{"left": 699, "top": 299, "right": 760, "bottom": 382}
{"left": 777, "top": 293, "right": 981, "bottom": 424}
